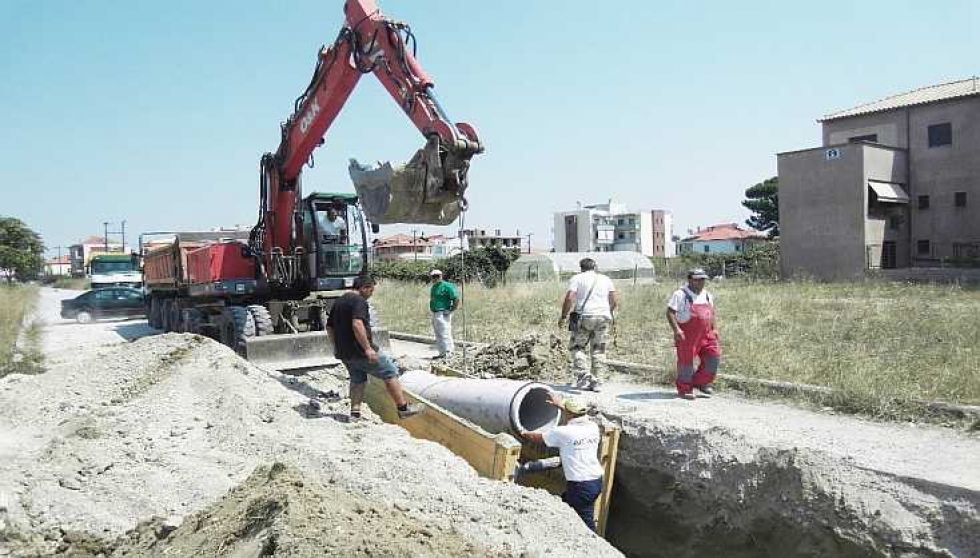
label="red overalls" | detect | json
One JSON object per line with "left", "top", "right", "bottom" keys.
{"left": 675, "top": 290, "right": 721, "bottom": 395}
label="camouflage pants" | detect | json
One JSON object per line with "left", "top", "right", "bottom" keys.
{"left": 568, "top": 315, "right": 610, "bottom": 385}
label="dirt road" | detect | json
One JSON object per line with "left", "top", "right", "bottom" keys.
{"left": 0, "top": 288, "right": 621, "bottom": 557}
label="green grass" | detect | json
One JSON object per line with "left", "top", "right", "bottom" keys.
{"left": 0, "top": 283, "right": 43, "bottom": 378}
{"left": 372, "top": 278, "right": 980, "bottom": 419}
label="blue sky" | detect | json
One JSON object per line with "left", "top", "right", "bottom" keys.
{"left": 1, "top": 0, "right": 977, "bottom": 256}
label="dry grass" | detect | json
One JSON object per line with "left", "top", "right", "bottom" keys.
{"left": 373, "top": 278, "right": 980, "bottom": 418}
{"left": 0, "top": 284, "right": 42, "bottom": 378}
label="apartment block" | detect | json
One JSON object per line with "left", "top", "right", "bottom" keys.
{"left": 553, "top": 200, "right": 674, "bottom": 257}
{"left": 778, "top": 78, "right": 980, "bottom": 279}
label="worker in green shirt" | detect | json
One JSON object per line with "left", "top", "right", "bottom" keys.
{"left": 429, "top": 269, "right": 459, "bottom": 358}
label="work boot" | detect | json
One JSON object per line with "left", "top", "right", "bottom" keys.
{"left": 397, "top": 403, "right": 424, "bottom": 419}
{"left": 586, "top": 377, "right": 602, "bottom": 392}
{"left": 695, "top": 384, "right": 714, "bottom": 397}
{"left": 571, "top": 373, "right": 587, "bottom": 389}
{"left": 680, "top": 392, "right": 696, "bottom": 401}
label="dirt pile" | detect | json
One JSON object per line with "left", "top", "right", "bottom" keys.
{"left": 447, "top": 333, "right": 567, "bottom": 382}
{"left": 0, "top": 316, "right": 621, "bottom": 557}
{"left": 112, "top": 463, "right": 507, "bottom": 557}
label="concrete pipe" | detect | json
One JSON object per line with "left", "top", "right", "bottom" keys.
{"left": 399, "top": 370, "right": 560, "bottom": 435}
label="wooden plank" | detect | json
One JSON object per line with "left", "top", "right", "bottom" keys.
{"left": 362, "top": 376, "right": 521, "bottom": 481}
{"left": 595, "top": 424, "right": 621, "bottom": 537}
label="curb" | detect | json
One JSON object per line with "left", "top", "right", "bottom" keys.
{"left": 388, "top": 331, "right": 980, "bottom": 421}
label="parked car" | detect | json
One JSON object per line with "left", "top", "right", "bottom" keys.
{"left": 60, "top": 287, "right": 146, "bottom": 323}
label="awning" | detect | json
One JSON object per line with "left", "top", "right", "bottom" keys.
{"left": 868, "top": 180, "right": 909, "bottom": 204}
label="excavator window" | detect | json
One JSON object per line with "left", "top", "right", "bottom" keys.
{"left": 314, "top": 202, "right": 364, "bottom": 277}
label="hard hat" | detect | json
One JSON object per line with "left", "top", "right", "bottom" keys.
{"left": 429, "top": 269, "right": 443, "bottom": 276}
{"left": 687, "top": 268, "right": 709, "bottom": 279}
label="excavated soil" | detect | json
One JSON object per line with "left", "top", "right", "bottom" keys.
{"left": 446, "top": 333, "right": 568, "bottom": 382}
{"left": 0, "top": 293, "right": 621, "bottom": 558}
{"left": 2, "top": 463, "right": 506, "bottom": 557}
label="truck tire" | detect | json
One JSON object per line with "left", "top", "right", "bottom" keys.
{"left": 161, "top": 300, "right": 173, "bottom": 332}
{"left": 149, "top": 298, "right": 163, "bottom": 329}
{"left": 170, "top": 302, "right": 184, "bottom": 333}
{"left": 181, "top": 308, "right": 204, "bottom": 334}
{"left": 222, "top": 306, "right": 255, "bottom": 355}
{"left": 247, "top": 305, "right": 274, "bottom": 336}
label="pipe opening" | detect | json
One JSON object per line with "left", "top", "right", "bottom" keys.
{"left": 514, "top": 386, "right": 560, "bottom": 432}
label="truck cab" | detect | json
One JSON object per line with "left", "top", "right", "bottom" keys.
{"left": 302, "top": 192, "right": 377, "bottom": 292}
{"left": 89, "top": 253, "right": 143, "bottom": 290}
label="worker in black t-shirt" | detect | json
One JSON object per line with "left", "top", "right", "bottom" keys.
{"left": 326, "top": 275, "right": 423, "bottom": 422}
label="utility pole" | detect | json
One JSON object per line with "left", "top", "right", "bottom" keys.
{"left": 121, "top": 220, "right": 126, "bottom": 252}
{"left": 103, "top": 222, "right": 109, "bottom": 252}
{"left": 526, "top": 233, "right": 533, "bottom": 254}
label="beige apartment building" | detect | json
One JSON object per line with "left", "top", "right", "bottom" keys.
{"left": 777, "top": 77, "right": 980, "bottom": 280}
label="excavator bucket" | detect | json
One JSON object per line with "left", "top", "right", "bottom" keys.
{"left": 243, "top": 328, "right": 393, "bottom": 372}
{"left": 349, "top": 136, "right": 474, "bottom": 225}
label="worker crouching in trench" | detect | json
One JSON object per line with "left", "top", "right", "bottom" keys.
{"left": 517, "top": 393, "right": 604, "bottom": 532}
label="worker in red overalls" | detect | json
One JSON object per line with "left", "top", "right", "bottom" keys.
{"left": 666, "top": 268, "right": 721, "bottom": 400}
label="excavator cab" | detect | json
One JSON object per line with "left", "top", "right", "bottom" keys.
{"left": 302, "top": 192, "right": 374, "bottom": 291}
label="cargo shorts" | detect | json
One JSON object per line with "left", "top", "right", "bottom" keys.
{"left": 341, "top": 352, "right": 399, "bottom": 385}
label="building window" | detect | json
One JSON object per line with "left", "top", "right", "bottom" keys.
{"left": 617, "top": 233, "right": 625, "bottom": 240}
{"left": 954, "top": 191, "right": 967, "bottom": 207}
{"left": 927, "top": 123, "right": 952, "bottom": 147}
{"left": 917, "top": 240, "right": 931, "bottom": 256}
{"left": 888, "top": 215, "right": 901, "bottom": 230}
{"left": 918, "top": 195, "right": 930, "bottom": 210}
{"left": 703, "top": 245, "right": 709, "bottom": 253}
{"left": 735, "top": 244, "right": 742, "bottom": 252}
{"left": 849, "top": 134, "right": 878, "bottom": 143}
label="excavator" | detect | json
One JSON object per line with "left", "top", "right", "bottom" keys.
{"left": 141, "top": 0, "right": 482, "bottom": 369}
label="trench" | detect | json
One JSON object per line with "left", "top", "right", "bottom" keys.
{"left": 599, "top": 423, "right": 976, "bottom": 558}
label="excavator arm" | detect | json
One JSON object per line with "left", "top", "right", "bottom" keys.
{"left": 257, "top": 0, "right": 483, "bottom": 262}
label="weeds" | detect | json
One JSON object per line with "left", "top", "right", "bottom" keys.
{"left": 372, "top": 278, "right": 980, "bottom": 418}
{"left": 0, "top": 284, "right": 43, "bottom": 378}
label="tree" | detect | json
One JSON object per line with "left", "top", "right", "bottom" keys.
{"left": 0, "top": 217, "right": 45, "bottom": 281}
{"left": 742, "top": 177, "right": 779, "bottom": 238}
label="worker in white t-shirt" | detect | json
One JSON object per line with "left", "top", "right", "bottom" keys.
{"left": 558, "top": 258, "right": 618, "bottom": 391}
{"left": 319, "top": 207, "right": 348, "bottom": 242}
{"left": 666, "top": 268, "right": 721, "bottom": 400}
{"left": 517, "top": 393, "right": 604, "bottom": 532}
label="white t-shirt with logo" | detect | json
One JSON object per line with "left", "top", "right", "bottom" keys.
{"left": 567, "top": 271, "right": 615, "bottom": 319}
{"left": 542, "top": 416, "right": 604, "bottom": 482}
{"left": 667, "top": 286, "right": 713, "bottom": 324}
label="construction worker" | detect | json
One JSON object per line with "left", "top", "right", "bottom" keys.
{"left": 326, "top": 275, "right": 422, "bottom": 421}
{"left": 319, "top": 206, "right": 347, "bottom": 241}
{"left": 517, "top": 393, "right": 604, "bottom": 532}
{"left": 559, "top": 258, "right": 618, "bottom": 391}
{"left": 666, "top": 268, "right": 721, "bottom": 400}
{"left": 429, "top": 269, "right": 459, "bottom": 358}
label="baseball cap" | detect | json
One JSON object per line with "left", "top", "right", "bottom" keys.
{"left": 687, "top": 268, "right": 709, "bottom": 279}
{"left": 429, "top": 269, "right": 443, "bottom": 276}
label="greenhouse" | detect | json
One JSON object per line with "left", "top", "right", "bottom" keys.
{"left": 506, "top": 251, "right": 655, "bottom": 282}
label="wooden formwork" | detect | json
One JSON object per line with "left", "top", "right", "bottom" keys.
{"left": 362, "top": 375, "right": 522, "bottom": 481}
{"left": 365, "top": 364, "right": 620, "bottom": 538}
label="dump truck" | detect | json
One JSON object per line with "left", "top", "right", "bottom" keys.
{"left": 141, "top": 0, "right": 482, "bottom": 369}
{"left": 89, "top": 253, "right": 142, "bottom": 289}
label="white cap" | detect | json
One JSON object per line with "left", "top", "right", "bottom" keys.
{"left": 429, "top": 269, "right": 443, "bottom": 276}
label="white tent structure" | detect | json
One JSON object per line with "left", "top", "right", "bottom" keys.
{"left": 506, "top": 252, "right": 654, "bottom": 282}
